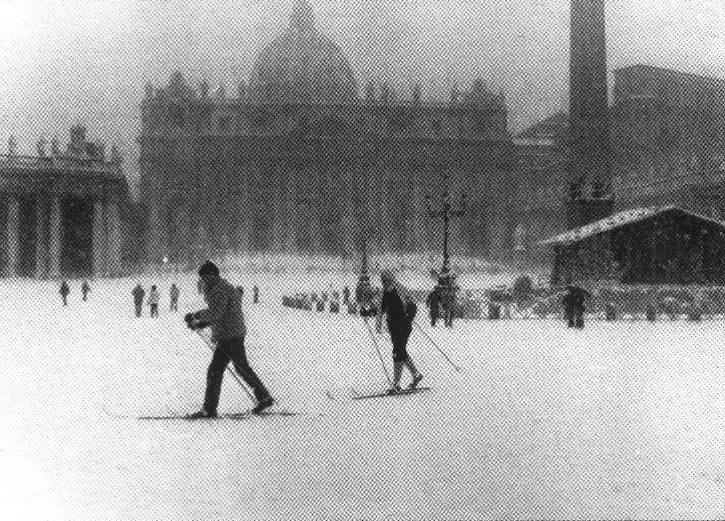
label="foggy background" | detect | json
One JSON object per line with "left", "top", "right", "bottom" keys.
{"left": 0, "top": 0, "right": 723, "bottom": 187}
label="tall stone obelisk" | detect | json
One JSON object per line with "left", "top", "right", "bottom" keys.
{"left": 566, "top": 0, "right": 614, "bottom": 229}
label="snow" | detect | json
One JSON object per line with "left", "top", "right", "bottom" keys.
{"left": 1, "top": 269, "right": 724, "bottom": 520}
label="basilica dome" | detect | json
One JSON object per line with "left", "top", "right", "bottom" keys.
{"left": 249, "top": 0, "right": 358, "bottom": 104}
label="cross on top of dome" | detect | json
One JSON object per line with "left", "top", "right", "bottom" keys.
{"left": 290, "top": 0, "right": 315, "bottom": 32}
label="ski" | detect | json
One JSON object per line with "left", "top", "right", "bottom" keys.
{"left": 351, "top": 386, "right": 432, "bottom": 400}
{"left": 137, "top": 410, "right": 299, "bottom": 421}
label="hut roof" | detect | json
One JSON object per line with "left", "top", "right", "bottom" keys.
{"left": 540, "top": 206, "right": 725, "bottom": 247}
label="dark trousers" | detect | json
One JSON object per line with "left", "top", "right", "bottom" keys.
{"left": 390, "top": 326, "right": 412, "bottom": 363}
{"left": 150, "top": 304, "right": 159, "bottom": 317}
{"left": 170, "top": 299, "right": 178, "bottom": 312}
{"left": 135, "top": 303, "right": 143, "bottom": 317}
{"left": 566, "top": 309, "right": 585, "bottom": 328}
{"left": 443, "top": 307, "right": 454, "bottom": 328}
{"left": 62, "top": 296, "right": 68, "bottom": 307}
{"left": 204, "top": 336, "right": 271, "bottom": 412}
{"left": 430, "top": 312, "right": 439, "bottom": 327}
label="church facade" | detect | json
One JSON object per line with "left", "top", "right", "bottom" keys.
{"left": 139, "top": 0, "right": 513, "bottom": 265}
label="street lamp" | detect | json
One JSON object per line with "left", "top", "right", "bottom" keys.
{"left": 425, "top": 169, "right": 467, "bottom": 289}
{"left": 355, "top": 223, "right": 375, "bottom": 310}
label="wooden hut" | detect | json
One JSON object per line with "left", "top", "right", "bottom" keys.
{"left": 541, "top": 206, "right": 725, "bottom": 285}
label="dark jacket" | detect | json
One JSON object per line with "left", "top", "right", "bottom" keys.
{"left": 562, "top": 286, "right": 589, "bottom": 312}
{"left": 59, "top": 282, "right": 70, "bottom": 296}
{"left": 132, "top": 285, "right": 145, "bottom": 304}
{"left": 192, "top": 277, "right": 246, "bottom": 341}
{"left": 379, "top": 287, "right": 416, "bottom": 335}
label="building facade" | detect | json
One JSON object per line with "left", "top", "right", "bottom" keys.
{"left": 139, "top": 0, "right": 513, "bottom": 265}
{"left": 509, "top": 64, "right": 725, "bottom": 263}
{"left": 0, "top": 126, "right": 130, "bottom": 279}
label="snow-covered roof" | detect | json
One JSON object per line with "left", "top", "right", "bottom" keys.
{"left": 540, "top": 206, "right": 725, "bottom": 246}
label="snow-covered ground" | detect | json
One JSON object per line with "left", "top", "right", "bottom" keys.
{"left": 1, "top": 269, "right": 724, "bottom": 520}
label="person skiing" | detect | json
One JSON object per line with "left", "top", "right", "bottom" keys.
{"left": 148, "top": 285, "right": 160, "bottom": 318}
{"left": 81, "top": 280, "right": 91, "bottom": 302}
{"left": 59, "top": 280, "right": 70, "bottom": 306}
{"left": 426, "top": 286, "right": 442, "bottom": 327}
{"left": 169, "top": 283, "right": 180, "bottom": 312}
{"left": 375, "top": 270, "right": 423, "bottom": 394}
{"left": 132, "top": 283, "right": 145, "bottom": 317}
{"left": 562, "top": 282, "right": 589, "bottom": 329}
{"left": 185, "top": 261, "right": 273, "bottom": 417}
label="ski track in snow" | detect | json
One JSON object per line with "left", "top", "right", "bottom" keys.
{"left": 0, "top": 272, "right": 724, "bottom": 520}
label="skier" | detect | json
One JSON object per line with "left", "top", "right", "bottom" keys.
{"left": 148, "top": 285, "right": 160, "bottom": 318}
{"left": 375, "top": 270, "right": 423, "bottom": 394}
{"left": 132, "top": 283, "right": 145, "bottom": 317}
{"left": 185, "top": 260, "right": 273, "bottom": 418}
{"left": 81, "top": 280, "right": 91, "bottom": 302}
{"left": 253, "top": 285, "right": 259, "bottom": 304}
{"left": 562, "top": 283, "right": 589, "bottom": 329}
{"left": 59, "top": 280, "right": 70, "bottom": 307}
{"left": 426, "top": 286, "right": 442, "bottom": 327}
{"left": 169, "top": 283, "right": 180, "bottom": 312}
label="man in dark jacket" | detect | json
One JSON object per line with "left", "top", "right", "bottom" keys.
{"left": 185, "top": 261, "right": 273, "bottom": 417}
{"left": 81, "top": 280, "right": 91, "bottom": 302}
{"left": 131, "top": 283, "right": 145, "bottom": 318}
{"left": 562, "top": 284, "right": 589, "bottom": 329}
{"left": 375, "top": 270, "right": 423, "bottom": 394}
{"left": 426, "top": 287, "right": 441, "bottom": 327}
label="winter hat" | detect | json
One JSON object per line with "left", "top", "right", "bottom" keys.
{"left": 198, "top": 260, "right": 220, "bottom": 277}
{"left": 380, "top": 269, "right": 395, "bottom": 283}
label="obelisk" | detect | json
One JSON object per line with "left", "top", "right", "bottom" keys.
{"left": 567, "top": 0, "right": 614, "bottom": 228}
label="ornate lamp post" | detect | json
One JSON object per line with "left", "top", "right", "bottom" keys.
{"left": 425, "top": 169, "right": 467, "bottom": 291}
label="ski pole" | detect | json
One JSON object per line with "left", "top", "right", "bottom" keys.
{"left": 362, "top": 317, "right": 393, "bottom": 388}
{"left": 412, "top": 320, "right": 462, "bottom": 373}
{"left": 194, "top": 329, "right": 255, "bottom": 401}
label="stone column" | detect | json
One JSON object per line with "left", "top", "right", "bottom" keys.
{"left": 48, "top": 196, "right": 62, "bottom": 279}
{"left": 35, "top": 196, "right": 47, "bottom": 279}
{"left": 147, "top": 202, "right": 165, "bottom": 264}
{"left": 285, "top": 170, "right": 298, "bottom": 252}
{"left": 93, "top": 201, "right": 107, "bottom": 277}
{"left": 5, "top": 196, "right": 20, "bottom": 278}
{"left": 271, "top": 167, "right": 286, "bottom": 252}
{"left": 341, "top": 168, "right": 356, "bottom": 257}
{"left": 106, "top": 202, "right": 122, "bottom": 277}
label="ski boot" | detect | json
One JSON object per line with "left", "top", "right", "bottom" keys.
{"left": 386, "top": 385, "right": 402, "bottom": 395}
{"left": 186, "top": 408, "right": 217, "bottom": 419}
{"left": 409, "top": 373, "right": 424, "bottom": 389}
{"left": 252, "top": 396, "right": 275, "bottom": 414}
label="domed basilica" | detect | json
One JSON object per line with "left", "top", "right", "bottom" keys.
{"left": 139, "top": 0, "right": 512, "bottom": 264}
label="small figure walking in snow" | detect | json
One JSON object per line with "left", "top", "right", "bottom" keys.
{"left": 375, "top": 270, "right": 423, "bottom": 394}
{"left": 169, "top": 283, "right": 180, "bottom": 312}
{"left": 148, "top": 285, "right": 160, "bottom": 318}
{"left": 184, "top": 261, "right": 273, "bottom": 418}
{"left": 59, "top": 280, "right": 70, "bottom": 307}
{"left": 81, "top": 280, "right": 91, "bottom": 302}
{"left": 562, "top": 282, "right": 589, "bottom": 329}
{"left": 132, "top": 283, "right": 145, "bottom": 318}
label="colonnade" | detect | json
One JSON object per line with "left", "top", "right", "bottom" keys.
{"left": 3, "top": 193, "right": 122, "bottom": 278}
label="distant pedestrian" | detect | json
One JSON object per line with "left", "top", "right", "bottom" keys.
{"left": 441, "top": 285, "right": 457, "bottom": 328}
{"left": 169, "top": 283, "right": 180, "bottom": 312}
{"left": 81, "top": 280, "right": 91, "bottom": 302}
{"left": 375, "top": 270, "right": 423, "bottom": 394}
{"left": 562, "top": 283, "right": 589, "bottom": 329}
{"left": 148, "top": 285, "right": 160, "bottom": 318}
{"left": 59, "top": 280, "right": 70, "bottom": 307}
{"left": 253, "top": 285, "right": 259, "bottom": 304}
{"left": 342, "top": 286, "right": 351, "bottom": 305}
{"left": 426, "top": 286, "right": 442, "bottom": 327}
{"left": 131, "top": 283, "right": 145, "bottom": 317}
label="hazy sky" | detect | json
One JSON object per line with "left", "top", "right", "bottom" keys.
{"left": 0, "top": 0, "right": 723, "bottom": 182}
